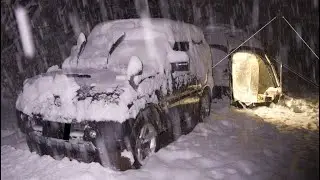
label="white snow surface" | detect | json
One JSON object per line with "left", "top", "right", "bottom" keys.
{"left": 250, "top": 95, "right": 319, "bottom": 130}
{"left": 14, "top": 6, "right": 35, "bottom": 58}
{"left": 3, "top": 96, "right": 319, "bottom": 180}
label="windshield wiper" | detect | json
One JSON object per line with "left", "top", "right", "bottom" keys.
{"left": 107, "top": 33, "right": 126, "bottom": 65}
{"left": 77, "top": 40, "right": 87, "bottom": 65}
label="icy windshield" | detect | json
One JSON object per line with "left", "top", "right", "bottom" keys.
{"left": 107, "top": 37, "right": 170, "bottom": 70}
{"left": 62, "top": 19, "right": 187, "bottom": 70}
{"left": 69, "top": 27, "right": 170, "bottom": 71}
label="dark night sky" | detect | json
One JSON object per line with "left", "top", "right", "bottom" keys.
{"left": 1, "top": 0, "right": 319, "bottom": 102}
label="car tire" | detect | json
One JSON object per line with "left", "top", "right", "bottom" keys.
{"left": 26, "top": 135, "right": 37, "bottom": 152}
{"left": 199, "top": 89, "right": 211, "bottom": 122}
{"left": 131, "top": 107, "right": 159, "bottom": 169}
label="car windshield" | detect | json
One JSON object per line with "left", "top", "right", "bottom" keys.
{"left": 76, "top": 28, "right": 170, "bottom": 71}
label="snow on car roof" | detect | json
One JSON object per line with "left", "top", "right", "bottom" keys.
{"left": 62, "top": 18, "right": 206, "bottom": 70}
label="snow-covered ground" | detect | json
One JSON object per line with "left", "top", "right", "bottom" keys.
{"left": 1, "top": 96, "right": 319, "bottom": 180}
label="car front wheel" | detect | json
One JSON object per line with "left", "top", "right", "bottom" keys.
{"left": 132, "top": 107, "right": 159, "bottom": 169}
{"left": 135, "top": 123, "right": 157, "bottom": 166}
{"left": 199, "top": 89, "right": 211, "bottom": 122}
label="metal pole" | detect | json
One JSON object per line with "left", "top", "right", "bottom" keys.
{"left": 280, "top": 62, "right": 283, "bottom": 90}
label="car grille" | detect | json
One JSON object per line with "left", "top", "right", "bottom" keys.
{"left": 25, "top": 115, "right": 86, "bottom": 141}
{"left": 42, "top": 121, "right": 71, "bottom": 140}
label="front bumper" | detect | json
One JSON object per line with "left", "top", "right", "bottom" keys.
{"left": 27, "top": 131, "right": 98, "bottom": 163}
{"left": 17, "top": 111, "right": 134, "bottom": 170}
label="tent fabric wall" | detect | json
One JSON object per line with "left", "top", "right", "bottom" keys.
{"left": 232, "top": 52, "right": 259, "bottom": 103}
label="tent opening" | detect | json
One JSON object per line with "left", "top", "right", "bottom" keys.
{"left": 231, "top": 51, "right": 279, "bottom": 104}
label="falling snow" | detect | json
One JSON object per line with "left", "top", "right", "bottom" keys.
{"left": 1, "top": 0, "right": 319, "bottom": 179}
{"left": 14, "top": 6, "right": 35, "bottom": 59}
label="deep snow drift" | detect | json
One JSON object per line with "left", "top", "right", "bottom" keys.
{"left": 1, "top": 96, "right": 319, "bottom": 180}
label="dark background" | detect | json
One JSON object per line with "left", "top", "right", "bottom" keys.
{"left": 1, "top": 0, "right": 319, "bottom": 106}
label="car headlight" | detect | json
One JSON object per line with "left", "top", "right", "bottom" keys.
{"left": 84, "top": 125, "right": 98, "bottom": 140}
{"left": 89, "top": 130, "right": 97, "bottom": 138}
{"left": 54, "top": 95, "right": 61, "bottom": 106}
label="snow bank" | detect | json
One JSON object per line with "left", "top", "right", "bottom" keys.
{"left": 249, "top": 95, "right": 319, "bottom": 130}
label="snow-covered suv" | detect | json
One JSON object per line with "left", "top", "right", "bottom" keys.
{"left": 16, "top": 18, "right": 214, "bottom": 170}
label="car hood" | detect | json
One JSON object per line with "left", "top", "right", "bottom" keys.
{"left": 15, "top": 66, "right": 164, "bottom": 123}
{"left": 44, "top": 68, "right": 128, "bottom": 91}
{"left": 15, "top": 68, "right": 137, "bottom": 123}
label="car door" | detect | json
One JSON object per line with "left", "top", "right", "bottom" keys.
{"left": 167, "top": 41, "right": 201, "bottom": 135}
{"left": 170, "top": 41, "right": 198, "bottom": 93}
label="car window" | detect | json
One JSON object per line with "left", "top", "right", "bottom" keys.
{"left": 173, "top": 41, "right": 189, "bottom": 51}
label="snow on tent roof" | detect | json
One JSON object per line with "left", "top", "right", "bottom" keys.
{"left": 204, "top": 24, "right": 263, "bottom": 50}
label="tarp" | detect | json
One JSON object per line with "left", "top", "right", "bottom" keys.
{"left": 232, "top": 52, "right": 259, "bottom": 103}
{"left": 232, "top": 51, "right": 280, "bottom": 104}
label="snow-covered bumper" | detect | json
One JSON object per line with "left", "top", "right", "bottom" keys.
{"left": 26, "top": 131, "right": 98, "bottom": 162}
{"left": 16, "top": 111, "right": 133, "bottom": 170}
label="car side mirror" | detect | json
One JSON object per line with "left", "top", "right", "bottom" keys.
{"left": 77, "top": 33, "right": 87, "bottom": 59}
{"left": 171, "top": 62, "right": 189, "bottom": 72}
{"left": 167, "top": 50, "right": 189, "bottom": 72}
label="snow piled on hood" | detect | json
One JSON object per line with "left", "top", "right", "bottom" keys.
{"left": 16, "top": 74, "right": 80, "bottom": 116}
{"left": 15, "top": 68, "right": 168, "bottom": 123}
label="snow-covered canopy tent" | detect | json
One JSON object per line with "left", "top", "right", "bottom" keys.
{"left": 203, "top": 24, "right": 281, "bottom": 105}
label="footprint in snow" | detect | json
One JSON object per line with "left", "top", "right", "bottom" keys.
{"left": 236, "top": 160, "right": 256, "bottom": 175}
{"left": 221, "top": 120, "right": 231, "bottom": 127}
{"left": 210, "top": 170, "right": 225, "bottom": 179}
{"left": 218, "top": 151, "right": 228, "bottom": 157}
{"left": 192, "top": 158, "right": 215, "bottom": 168}
{"left": 263, "top": 148, "right": 273, "bottom": 157}
{"left": 226, "top": 168, "right": 237, "bottom": 174}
